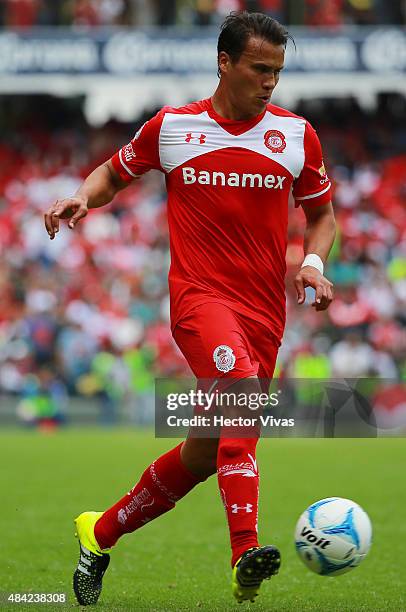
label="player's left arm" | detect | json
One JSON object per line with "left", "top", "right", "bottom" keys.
{"left": 294, "top": 201, "right": 336, "bottom": 311}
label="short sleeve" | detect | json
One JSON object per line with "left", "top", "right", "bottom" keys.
{"left": 292, "top": 121, "right": 331, "bottom": 208}
{"left": 110, "top": 109, "right": 165, "bottom": 182}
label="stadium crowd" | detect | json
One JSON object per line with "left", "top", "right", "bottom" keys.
{"left": 0, "top": 0, "right": 404, "bottom": 27}
{"left": 0, "top": 93, "right": 405, "bottom": 422}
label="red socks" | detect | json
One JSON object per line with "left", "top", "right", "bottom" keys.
{"left": 94, "top": 443, "right": 201, "bottom": 550}
{"left": 94, "top": 438, "right": 261, "bottom": 569}
{"left": 217, "top": 437, "right": 260, "bottom": 567}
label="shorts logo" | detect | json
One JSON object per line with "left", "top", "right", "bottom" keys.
{"left": 264, "top": 130, "right": 286, "bottom": 153}
{"left": 213, "top": 345, "right": 236, "bottom": 373}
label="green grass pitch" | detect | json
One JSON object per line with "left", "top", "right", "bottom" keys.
{"left": 0, "top": 430, "right": 405, "bottom": 611}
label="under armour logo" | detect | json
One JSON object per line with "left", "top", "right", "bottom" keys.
{"left": 231, "top": 503, "right": 253, "bottom": 514}
{"left": 185, "top": 133, "right": 206, "bottom": 144}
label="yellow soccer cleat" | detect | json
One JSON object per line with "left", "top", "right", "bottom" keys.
{"left": 232, "top": 546, "right": 281, "bottom": 603}
{"left": 73, "top": 511, "right": 111, "bottom": 606}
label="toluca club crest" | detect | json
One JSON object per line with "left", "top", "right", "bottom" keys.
{"left": 264, "top": 130, "right": 286, "bottom": 153}
{"left": 213, "top": 345, "right": 236, "bottom": 373}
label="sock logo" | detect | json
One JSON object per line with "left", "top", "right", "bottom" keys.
{"left": 140, "top": 497, "right": 155, "bottom": 512}
{"left": 221, "top": 465, "right": 257, "bottom": 477}
{"left": 248, "top": 453, "right": 258, "bottom": 475}
{"left": 218, "top": 454, "right": 258, "bottom": 478}
{"left": 213, "top": 345, "right": 235, "bottom": 373}
{"left": 231, "top": 503, "right": 253, "bottom": 514}
{"left": 120, "top": 487, "right": 154, "bottom": 522}
{"left": 117, "top": 508, "right": 128, "bottom": 525}
{"left": 150, "top": 462, "right": 178, "bottom": 503}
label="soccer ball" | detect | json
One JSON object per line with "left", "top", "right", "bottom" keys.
{"left": 294, "top": 497, "right": 372, "bottom": 576}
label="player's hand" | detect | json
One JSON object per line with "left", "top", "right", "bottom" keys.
{"left": 44, "top": 196, "right": 88, "bottom": 240}
{"left": 294, "top": 266, "right": 334, "bottom": 311}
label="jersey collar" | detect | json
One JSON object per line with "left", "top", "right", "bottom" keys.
{"left": 206, "top": 98, "right": 267, "bottom": 136}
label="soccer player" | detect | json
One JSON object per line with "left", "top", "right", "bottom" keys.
{"left": 44, "top": 11, "right": 335, "bottom": 606}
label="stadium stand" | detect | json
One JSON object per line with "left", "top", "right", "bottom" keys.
{"left": 0, "top": 0, "right": 404, "bottom": 27}
{"left": 0, "top": 92, "right": 405, "bottom": 423}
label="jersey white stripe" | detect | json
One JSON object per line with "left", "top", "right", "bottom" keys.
{"left": 295, "top": 184, "right": 331, "bottom": 201}
{"left": 159, "top": 110, "right": 306, "bottom": 178}
{"left": 119, "top": 149, "right": 138, "bottom": 178}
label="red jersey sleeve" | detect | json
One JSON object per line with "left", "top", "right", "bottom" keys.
{"left": 292, "top": 121, "right": 331, "bottom": 208}
{"left": 110, "top": 109, "right": 165, "bottom": 182}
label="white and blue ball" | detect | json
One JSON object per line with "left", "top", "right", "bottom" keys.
{"left": 294, "top": 497, "right": 372, "bottom": 576}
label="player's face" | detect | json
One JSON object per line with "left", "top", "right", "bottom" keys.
{"left": 220, "top": 37, "right": 285, "bottom": 118}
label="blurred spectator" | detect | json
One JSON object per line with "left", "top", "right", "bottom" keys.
{"left": 56, "top": 322, "right": 99, "bottom": 390}
{"left": 37, "top": 0, "right": 67, "bottom": 26}
{"left": 16, "top": 366, "right": 67, "bottom": 429}
{"left": 345, "top": 0, "right": 375, "bottom": 25}
{"left": 259, "top": 0, "right": 285, "bottom": 21}
{"left": 153, "top": 0, "right": 177, "bottom": 25}
{"left": 193, "top": 0, "right": 216, "bottom": 25}
{"left": 304, "top": 0, "right": 344, "bottom": 26}
{"left": 70, "top": 0, "right": 132, "bottom": 26}
{"left": 4, "top": 0, "right": 41, "bottom": 26}
{"left": 327, "top": 285, "right": 371, "bottom": 331}
{"left": 72, "top": 0, "right": 100, "bottom": 25}
{"left": 373, "top": 0, "right": 405, "bottom": 24}
{"left": 329, "top": 332, "right": 376, "bottom": 377}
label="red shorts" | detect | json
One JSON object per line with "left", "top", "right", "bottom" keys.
{"left": 173, "top": 302, "right": 279, "bottom": 391}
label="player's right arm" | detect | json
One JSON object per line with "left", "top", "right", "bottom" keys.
{"left": 44, "top": 109, "right": 165, "bottom": 240}
{"left": 44, "top": 160, "right": 132, "bottom": 240}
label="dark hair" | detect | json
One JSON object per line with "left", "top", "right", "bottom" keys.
{"left": 217, "top": 11, "right": 292, "bottom": 76}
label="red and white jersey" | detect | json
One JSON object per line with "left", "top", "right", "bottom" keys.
{"left": 111, "top": 98, "right": 331, "bottom": 342}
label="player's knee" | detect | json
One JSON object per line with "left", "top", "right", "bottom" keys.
{"left": 220, "top": 377, "right": 262, "bottom": 419}
{"left": 218, "top": 438, "right": 257, "bottom": 460}
{"left": 199, "top": 445, "right": 218, "bottom": 476}
{"left": 181, "top": 438, "right": 218, "bottom": 479}
{"left": 201, "top": 455, "right": 217, "bottom": 477}
{"left": 190, "top": 456, "right": 217, "bottom": 480}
